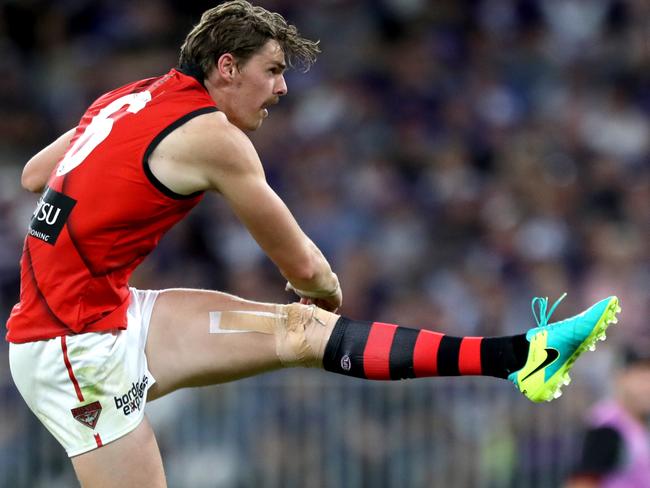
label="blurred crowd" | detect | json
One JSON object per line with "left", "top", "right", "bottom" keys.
{"left": 0, "top": 0, "right": 648, "bottom": 486}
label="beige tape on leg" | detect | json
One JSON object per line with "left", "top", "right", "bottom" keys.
{"left": 209, "top": 310, "right": 279, "bottom": 334}
{"left": 283, "top": 304, "right": 338, "bottom": 368}
{"left": 208, "top": 304, "right": 338, "bottom": 368}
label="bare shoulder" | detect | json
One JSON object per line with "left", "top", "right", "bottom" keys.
{"left": 186, "top": 111, "right": 258, "bottom": 165}
{"left": 149, "top": 111, "right": 262, "bottom": 195}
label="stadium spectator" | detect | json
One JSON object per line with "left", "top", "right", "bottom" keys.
{"left": 566, "top": 346, "right": 650, "bottom": 488}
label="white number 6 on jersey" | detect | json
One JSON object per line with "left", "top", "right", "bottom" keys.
{"left": 56, "top": 91, "right": 152, "bottom": 177}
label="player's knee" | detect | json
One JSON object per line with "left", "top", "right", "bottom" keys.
{"left": 208, "top": 303, "right": 339, "bottom": 368}
{"left": 275, "top": 303, "right": 339, "bottom": 368}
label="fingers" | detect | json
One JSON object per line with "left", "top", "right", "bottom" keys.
{"left": 287, "top": 282, "right": 342, "bottom": 313}
{"left": 313, "top": 297, "right": 340, "bottom": 314}
{"left": 297, "top": 296, "right": 338, "bottom": 313}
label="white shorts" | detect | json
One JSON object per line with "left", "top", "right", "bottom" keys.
{"left": 9, "top": 288, "right": 159, "bottom": 457}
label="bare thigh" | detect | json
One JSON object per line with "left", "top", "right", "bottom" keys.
{"left": 72, "top": 417, "right": 165, "bottom": 488}
{"left": 145, "top": 288, "right": 284, "bottom": 400}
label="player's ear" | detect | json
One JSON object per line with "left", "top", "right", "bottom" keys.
{"left": 216, "top": 53, "right": 238, "bottom": 81}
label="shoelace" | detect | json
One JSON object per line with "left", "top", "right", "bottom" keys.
{"left": 531, "top": 293, "right": 567, "bottom": 328}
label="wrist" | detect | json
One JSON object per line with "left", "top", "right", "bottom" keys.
{"left": 288, "top": 273, "right": 340, "bottom": 298}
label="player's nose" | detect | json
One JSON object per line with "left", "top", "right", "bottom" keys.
{"left": 274, "top": 74, "right": 287, "bottom": 96}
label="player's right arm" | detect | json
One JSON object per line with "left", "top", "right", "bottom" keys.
{"left": 150, "top": 112, "right": 341, "bottom": 311}
{"left": 21, "top": 127, "right": 76, "bottom": 193}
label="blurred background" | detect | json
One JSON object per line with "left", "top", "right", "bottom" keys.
{"left": 0, "top": 0, "right": 648, "bottom": 486}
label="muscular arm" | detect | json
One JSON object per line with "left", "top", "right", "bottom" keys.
{"left": 149, "top": 112, "right": 341, "bottom": 309}
{"left": 21, "top": 128, "right": 76, "bottom": 193}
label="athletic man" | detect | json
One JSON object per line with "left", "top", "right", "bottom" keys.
{"left": 6, "top": 2, "right": 620, "bottom": 487}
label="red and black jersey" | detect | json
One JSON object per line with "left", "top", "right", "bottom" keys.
{"left": 6, "top": 69, "right": 217, "bottom": 343}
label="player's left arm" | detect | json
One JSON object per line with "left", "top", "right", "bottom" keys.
{"left": 21, "top": 127, "right": 76, "bottom": 193}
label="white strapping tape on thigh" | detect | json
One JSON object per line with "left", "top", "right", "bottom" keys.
{"left": 209, "top": 310, "right": 282, "bottom": 334}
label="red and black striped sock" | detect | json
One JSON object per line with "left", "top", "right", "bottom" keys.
{"left": 322, "top": 318, "right": 529, "bottom": 380}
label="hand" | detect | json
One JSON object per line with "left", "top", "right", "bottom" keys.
{"left": 286, "top": 281, "right": 342, "bottom": 313}
{"left": 299, "top": 292, "right": 342, "bottom": 313}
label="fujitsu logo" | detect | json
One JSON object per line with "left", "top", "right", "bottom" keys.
{"left": 28, "top": 187, "right": 76, "bottom": 245}
{"left": 33, "top": 196, "right": 61, "bottom": 225}
{"left": 114, "top": 375, "right": 149, "bottom": 416}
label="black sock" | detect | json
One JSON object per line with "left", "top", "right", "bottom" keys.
{"left": 480, "top": 334, "right": 530, "bottom": 378}
{"left": 323, "top": 318, "right": 529, "bottom": 380}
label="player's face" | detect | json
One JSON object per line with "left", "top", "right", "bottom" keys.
{"left": 228, "top": 40, "right": 288, "bottom": 131}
